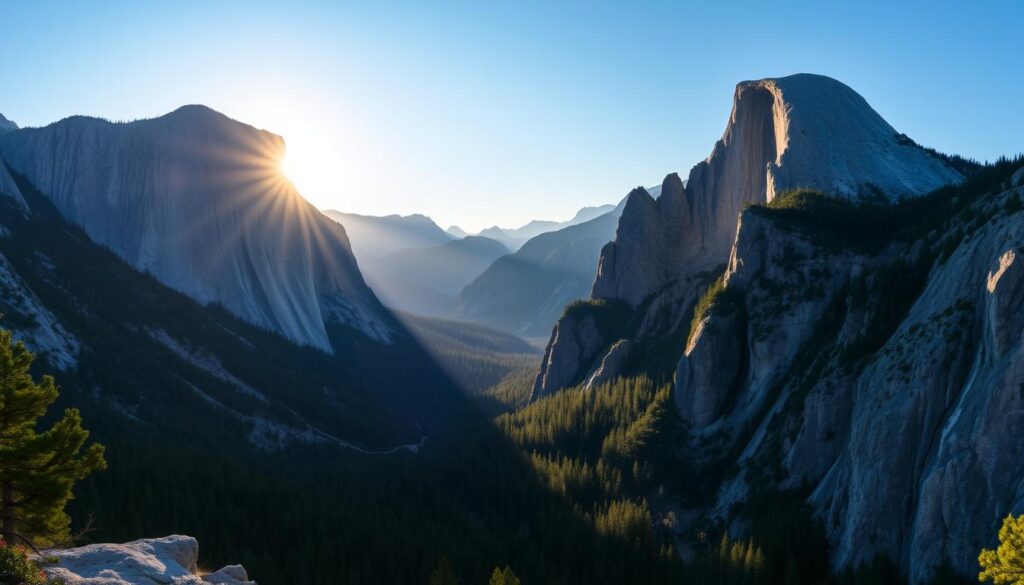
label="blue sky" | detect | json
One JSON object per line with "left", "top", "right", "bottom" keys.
{"left": 3, "top": 1, "right": 1022, "bottom": 231}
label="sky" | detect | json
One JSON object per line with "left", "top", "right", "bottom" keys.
{"left": 3, "top": 1, "right": 1022, "bottom": 232}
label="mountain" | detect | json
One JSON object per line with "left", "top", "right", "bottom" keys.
{"left": 0, "top": 105, "right": 388, "bottom": 351}
{"left": 568, "top": 203, "right": 616, "bottom": 224}
{"left": 0, "top": 160, "right": 453, "bottom": 450}
{"left": 470, "top": 202, "right": 619, "bottom": 251}
{"left": 536, "top": 73, "right": 966, "bottom": 396}
{"left": 323, "top": 210, "right": 454, "bottom": 260}
{"left": 0, "top": 113, "right": 17, "bottom": 135}
{"left": 476, "top": 225, "right": 521, "bottom": 250}
{"left": 529, "top": 73, "right": 1014, "bottom": 581}
{"left": 456, "top": 198, "right": 626, "bottom": 337}
{"left": 363, "top": 235, "right": 509, "bottom": 316}
{"left": 446, "top": 225, "right": 470, "bottom": 238}
{"left": 674, "top": 161, "right": 1024, "bottom": 582}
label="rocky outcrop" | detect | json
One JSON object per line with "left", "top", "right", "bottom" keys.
{"left": 584, "top": 338, "right": 634, "bottom": 390}
{"left": 531, "top": 299, "right": 629, "bottom": 401}
{"left": 537, "top": 73, "right": 964, "bottom": 398}
{"left": 0, "top": 106, "right": 390, "bottom": 351}
{"left": 669, "top": 163, "right": 1024, "bottom": 583}
{"left": 533, "top": 308, "right": 609, "bottom": 400}
{"left": 43, "top": 535, "right": 254, "bottom": 584}
{"left": 592, "top": 182, "right": 675, "bottom": 306}
{"left": 675, "top": 304, "right": 743, "bottom": 429}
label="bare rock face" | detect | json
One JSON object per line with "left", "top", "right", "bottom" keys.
{"left": 43, "top": 535, "right": 254, "bottom": 584}
{"left": 0, "top": 160, "right": 26, "bottom": 209}
{"left": 537, "top": 74, "right": 963, "bottom": 398}
{"left": 675, "top": 306, "right": 743, "bottom": 428}
{"left": 0, "top": 106, "right": 390, "bottom": 351}
{"left": 595, "top": 73, "right": 962, "bottom": 310}
{"left": 532, "top": 309, "right": 606, "bottom": 400}
{"left": 669, "top": 167, "right": 1024, "bottom": 583}
{"left": 584, "top": 338, "right": 634, "bottom": 390}
{"left": 531, "top": 299, "right": 629, "bottom": 401}
{"left": 679, "top": 208, "right": 859, "bottom": 432}
{"left": 592, "top": 180, "right": 677, "bottom": 306}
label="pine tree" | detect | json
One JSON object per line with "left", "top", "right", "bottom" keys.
{"left": 980, "top": 514, "right": 1024, "bottom": 584}
{"left": 429, "top": 555, "right": 459, "bottom": 585}
{"left": 0, "top": 328, "right": 106, "bottom": 547}
{"left": 488, "top": 566, "right": 521, "bottom": 585}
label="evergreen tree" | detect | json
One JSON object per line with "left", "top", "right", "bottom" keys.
{"left": 980, "top": 514, "right": 1024, "bottom": 584}
{"left": 0, "top": 328, "right": 106, "bottom": 547}
{"left": 430, "top": 556, "right": 459, "bottom": 585}
{"left": 488, "top": 566, "right": 521, "bottom": 585}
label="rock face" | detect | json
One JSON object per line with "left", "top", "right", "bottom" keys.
{"left": 680, "top": 168, "right": 1024, "bottom": 583}
{"left": 594, "top": 73, "right": 962, "bottom": 309}
{"left": 529, "top": 73, "right": 1014, "bottom": 581}
{"left": 0, "top": 106, "right": 390, "bottom": 351}
{"left": 535, "top": 73, "right": 964, "bottom": 397}
{"left": 43, "top": 535, "right": 254, "bottom": 585}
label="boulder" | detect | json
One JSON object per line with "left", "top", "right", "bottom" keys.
{"left": 42, "top": 535, "right": 254, "bottom": 585}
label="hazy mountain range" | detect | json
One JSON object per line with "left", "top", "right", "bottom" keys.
{"left": 325, "top": 199, "right": 626, "bottom": 324}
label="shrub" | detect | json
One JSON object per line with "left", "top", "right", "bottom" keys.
{"left": 0, "top": 540, "right": 62, "bottom": 585}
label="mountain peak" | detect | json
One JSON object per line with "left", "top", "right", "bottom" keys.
{"left": 0, "top": 107, "right": 389, "bottom": 350}
{"left": 446, "top": 225, "right": 469, "bottom": 238}
{"left": 0, "top": 113, "right": 18, "bottom": 135}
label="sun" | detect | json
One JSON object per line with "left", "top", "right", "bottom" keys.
{"left": 271, "top": 126, "right": 345, "bottom": 210}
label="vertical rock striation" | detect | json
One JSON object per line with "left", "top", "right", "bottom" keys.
{"left": 0, "top": 106, "right": 390, "bottom": 351}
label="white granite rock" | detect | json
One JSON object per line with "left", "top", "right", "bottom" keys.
{"left": 42, "top": 535, "right": 254, "bottom": 585}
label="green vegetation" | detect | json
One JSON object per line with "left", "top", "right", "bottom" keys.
{"left": 400, "top": 312, "right": 540, "bottom": 411}
{"left": 979, "top": 515, "right": 1024, "bottom": 585}
{"left": 430, "top": 557, "right": 459, "bottom": 585}
{"left": 0, "top": 540, "right": 58, "bottom": 584}
{"left": 488, "top": 566, "right": 521, "bottom": 585}
{"left": 0, "top": 328, "right": 105, "bottom": 548}
{"left": 752, "top": 156, "right": 1024, "bottom": 255}
{"left": 560, "top": 298, "right": 632, "bottom": 336}
{"left": 687, "top": 275, "right": 741, "bottom": 348}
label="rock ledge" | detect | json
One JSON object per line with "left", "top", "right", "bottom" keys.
{"left": 42, "top": 535, "right": 254, "bottom": 585}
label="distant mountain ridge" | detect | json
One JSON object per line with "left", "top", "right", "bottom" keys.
{"left": 456, "top": 197, "right": 628, "bottom": 337}
{"left": 323, "top": 210, "right": 454, "bottom": 261}
{"left": 364, "top": 235, "right": 509, "bottom": 316}
{"left": 327, "top": 202, "right": 624, "bottom": 321}
{"left": 469, "top": 203, "right": 617, "bottom": 251}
